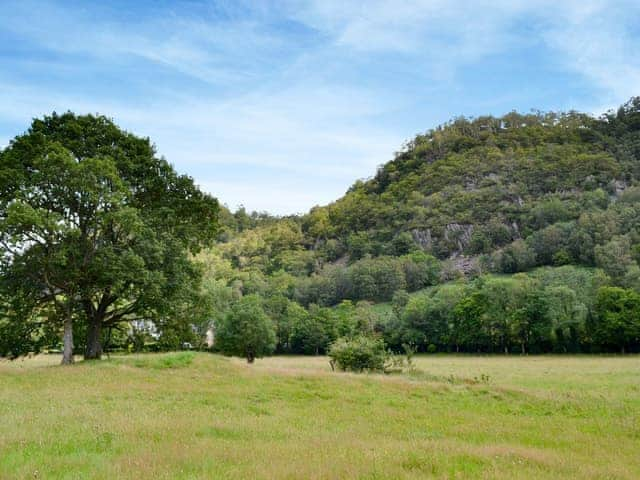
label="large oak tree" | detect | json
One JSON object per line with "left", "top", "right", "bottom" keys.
{"left": 0, "top": 113, "right": 219, "bottom": 363}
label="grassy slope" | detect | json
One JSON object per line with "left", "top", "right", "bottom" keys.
{"left": 0, "top": 353, "right": 639, "bottom": 479}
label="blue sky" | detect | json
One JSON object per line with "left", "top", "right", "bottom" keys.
{"left": 1, "top": 1, "right": 639, "bottom": 214}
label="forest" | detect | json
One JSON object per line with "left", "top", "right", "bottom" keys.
{"left": 2, "top": 98, "right": 640, "bottom": 364}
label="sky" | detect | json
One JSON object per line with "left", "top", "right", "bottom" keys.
{"left": 1, "top": 1, "right": 639, "bottom": 215}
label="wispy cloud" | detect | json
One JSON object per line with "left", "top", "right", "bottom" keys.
{"left": 540, "top": 1, "right": 640, "bottom": 111}
{"left": 1, "top": 0, "right": 639, "bottom": 213}
{"left": 287, "top": 0, "right": 640, "bottom": 104}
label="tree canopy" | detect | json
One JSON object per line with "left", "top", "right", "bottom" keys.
{"left": 0, "top": 113, "right": 219, "bottom": 362}
{"left": 214, "top": 294, "right": 276, "bottom": 362}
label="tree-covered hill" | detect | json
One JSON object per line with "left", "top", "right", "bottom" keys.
{"left": 218, "top": 98, "right": 640, "bottom": 282}
{"left": 301, "top": 97, "right": 640, "bottom": 266}
{"left": 201, "top": 98, "right": 640, "bottom": 355}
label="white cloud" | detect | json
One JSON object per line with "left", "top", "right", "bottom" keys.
{"left": 290, "top": 0, "right": 529, "bottom": 55}
{"left": 0, "top": 80, "right": 404, "bottom": 215}
{"left": 540, "top": 1, "right": 640, "bottom": 112}
{"left": 1, "top": 0, "right": 639, "bottom": 214}
{"left": 1, "top": 0, "right": 294, "bottom": 87}
{"left": 290, "top": 0, "right": 640, "bottom": 106}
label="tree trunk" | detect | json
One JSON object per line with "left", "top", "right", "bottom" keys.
{"left": 85, "top": 319, "right": 103, "bottom": 360}
{"left": 61, "top": 316, "right": 74, "bottom": 365}
{"left": 246, "top": 351, "right": 255, "bottom": 363}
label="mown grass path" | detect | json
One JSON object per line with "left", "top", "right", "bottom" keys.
{"left": 1, "top": 353, "right": 639, "bottom": 479}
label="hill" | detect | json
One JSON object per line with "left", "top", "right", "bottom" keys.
{"left": 220, "top": 98, "right": 640, "bottom": 274}
{"left": 302, "top": 97, "right": 640, "bottom": 266}
{"left": 198, "top": 98, "right": 640, "bottom": 355}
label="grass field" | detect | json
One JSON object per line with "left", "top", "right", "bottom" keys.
{"left": 1, "top": 353, "right": 639, "bottom": 479}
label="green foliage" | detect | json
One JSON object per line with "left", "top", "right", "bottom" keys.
{"left": 493, "top": 240, "right": 535, "bottom": 273}
{"left": 294, "top": 254, "right": 438, "bottom": 307}
{"left": 593, "top": 287, "right": 640, "bottom": 353}
{"left": 391, "top": 290, "right": 410, "bottom": 318}
{"left": 401, "top": 252, "right": 441, "bottom": 290}
{"left": 350, "top": 256, "right": 407, "bottom": 301}
{"left": 0, "top": 309, "right": 47, "bottom": 359}
{"left": 156, "top": 319, "right": 198, "bottom": 352}
{"left": 595, "top": 235, "right": 636, "bottom": 281}
{"left": 378, "top": 266, "right": 617, "bottom": 353}
{"left": 287, "top": 302, "right": 321, "bottom": 354}
{"left": 200, "top": 98, "right": 640, "bottom": 355}
{"left": 390, "top": 231, "right": 417, "bottom": 256}
{"left": 0, "top": 113, "right": 219, "bottom": 360}
{"left": 328, "top": 335, "right": 388, "bottom": 373}
{"left": 263, "top": 295, "right": 294, "bottom": 353}
{"left": 214, "top": 294, "right": 276, "bottom": 362}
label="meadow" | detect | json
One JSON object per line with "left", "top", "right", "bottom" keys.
{"left": 1, "top": 353, "right": 639, "bottom": 479}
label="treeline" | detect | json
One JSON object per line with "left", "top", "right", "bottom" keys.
{"left": 203, "top": 266, "right": 640, "bottom": 357}
{"left": 384, "top": 268, "right": 639, "bottom": 354}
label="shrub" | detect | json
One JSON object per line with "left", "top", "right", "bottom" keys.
{"left": 495, "top": 239, "right": 536, "bottom": 273}
{"left": 427, "top": 343, "right": 437, "bottom": 353}
{"left": 328, "top": 335, "right": 388, "bottom": 373}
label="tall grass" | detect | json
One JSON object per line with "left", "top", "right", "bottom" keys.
{"left": 0, "top": 353, "right": 638, "bottom": 479}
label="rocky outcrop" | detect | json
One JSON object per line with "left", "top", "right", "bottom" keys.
{"left": 444, "top": 223, "right": 474, "bottom": 253}
{"left": 411, "top": 228, "right": 433, "bottom": 250}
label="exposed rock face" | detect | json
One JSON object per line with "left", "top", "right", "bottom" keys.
{"left": 511, "top": 221, "right": 520, "bottom": 238}
{"left": 613, "top": 179, "right": 627, "bottom": 196}
{"left": 332, "top": 255, "right": 349, "bottom": 267}
{"left": 411, "top": 228, "right": 432, "bottom": 250}
{"left": 443, "top": 223, "right": 474, "bottom": 254}
{"left": 413, "top": 221, "right": 521, "bottom": 259}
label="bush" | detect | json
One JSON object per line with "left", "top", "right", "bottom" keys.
{"left": 427, "top": 343, "right": 437, "bottom": 353}
{"left": 495, "top": 239, "right": 536, "bottom": 273}
{"left": 328, "top": 335, "right": 388, "bottom": 372}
